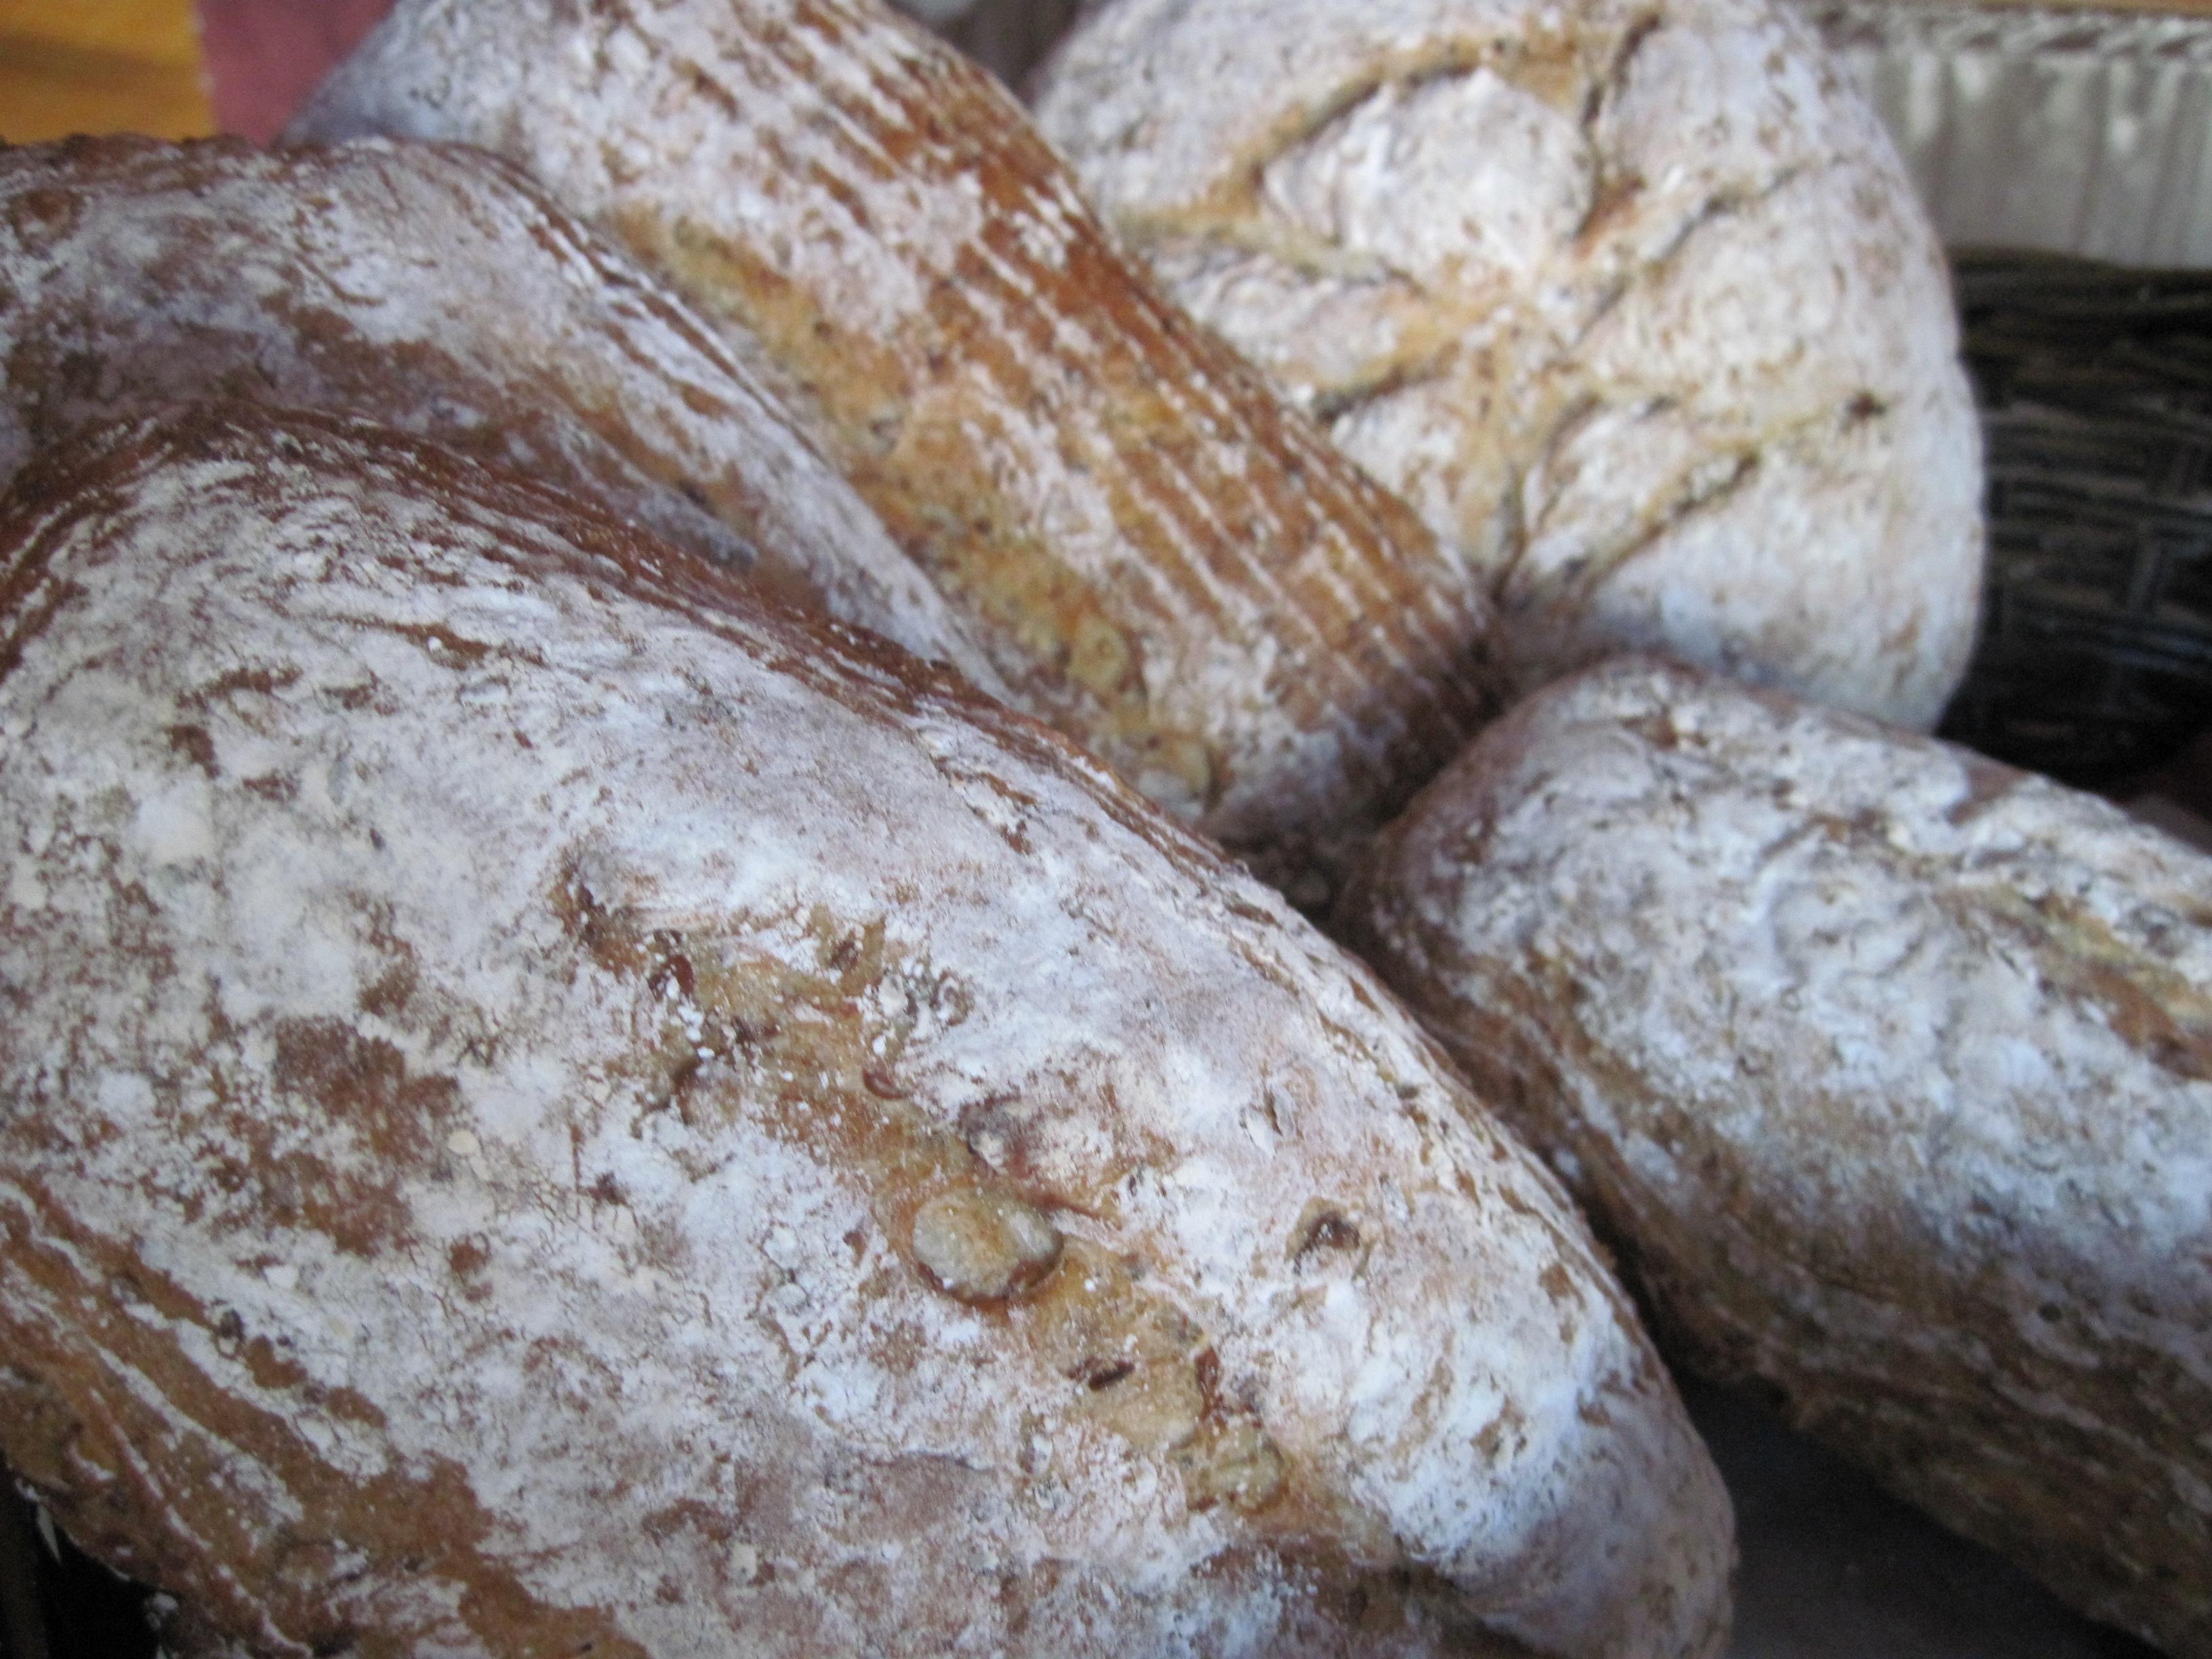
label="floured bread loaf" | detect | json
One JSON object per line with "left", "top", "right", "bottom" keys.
{"left": 1337, "top": 657, "right": 2212, "bottom": 1657}
{"left": 0, "top": 407, "right": 1730, "bottom": 1658}
{"left": 291, "top": 0, "right": 1502, "bottom": 881}
{"left": 1034, "top": 0, "right": 1985, "bottom": 729}
{"left": 0, "top": 135, "right": 996, "bottom": 689}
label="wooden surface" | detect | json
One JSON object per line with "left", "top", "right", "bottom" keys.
{"left": 0, "top": 0, "right": 212, "bottom": 143}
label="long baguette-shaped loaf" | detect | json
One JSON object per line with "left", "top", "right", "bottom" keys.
{"left": 291, "top": 0, "right": 1502, "bottom": 881}
{"left": 0, "top": 135, "right": 997, "bottom": 689}
{"left": 1337, "top": 657, "right": 2212, "bottom": 1657}
{"left": 0, "top": 407, "right": 1729, "bottom": 1659}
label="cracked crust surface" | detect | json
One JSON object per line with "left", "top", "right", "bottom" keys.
{"left": 0, "top": 136, "right": 998, "bottom": 693}
{"left": 1338, "top": 657, "right": 2212, "bottom": 1657}
{"left": 0, "top": 408, "right": 1729, "bottom": 1658}
{"left": 1033, "top": 0, "right": 1986, "bottom": 729}
{"left": 291, "top": 0, "right": 1506, "bottom": 884}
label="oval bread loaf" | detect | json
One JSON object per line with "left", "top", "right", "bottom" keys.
{"left": 0, "top": 134, "right": 999, "bottom": 691}
{"left": 291, "top": 0, "right": 1504, "bottom": 884}
{"left": 1033, "top": 0, "right": 1985, "bottom": 729}
{"left": 1337, "top": 657, "right": 2212, "bottom": 1656}
{"left": 0, "top": 407, "right": 1730, "bottom": 1659}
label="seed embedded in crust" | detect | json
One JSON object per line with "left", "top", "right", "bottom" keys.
{"left": 912, "top": 1189, "right": 1063, "bottom": 1304}
{"left": 1289, "top": 1199, "right": 1360, "bottom": 1264}
{"left": 1181, "top": 1418, "right": 1287, "bottom": 1513}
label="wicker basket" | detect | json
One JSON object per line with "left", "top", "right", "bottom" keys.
{"left": 1941, "top": 252, "right": 2212, "bottom": 782}
{"left": 1809, "top": 0, "right": 2212, "bottom": 785}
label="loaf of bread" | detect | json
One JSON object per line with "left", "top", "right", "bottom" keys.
{"left": 1336, "top": 657, "right": 2212, "bottom": 1656}
{"left": 1033, "top": 0, "right": 1986, "bottom": 730}
{"left": 0, "top": 406, "right": 1730, "bottom": 1658}
{"left": 291, "top": 0, "right": 1502, "bottom": 886}
{"left": 0, "top": 135, "right": 999, "bottom": 691}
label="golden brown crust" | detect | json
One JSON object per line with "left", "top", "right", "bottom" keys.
{"left": 0, "top": 134, "right": 1000, "bottom": 689}
{"left": 0, "top": 407, "right": 1727, "bottom": 1658}
{"left": 293, "top": 0, "right": 1505, "bottom": 882}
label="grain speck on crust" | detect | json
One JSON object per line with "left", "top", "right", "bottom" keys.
{"left": 911, "top": 1188, "right": 1064, "bottom": 1302}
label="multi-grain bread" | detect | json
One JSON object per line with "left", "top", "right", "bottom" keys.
{"left": 0, "top": 407, "right": 1730, "bottom": 1658}
{"left": 1337, "top": 657, "right": 2212, "bottom": 1657}
{"left": 0, "top": 135, "right": 998, "bottom": 689}
{"left": 291, "top": 0, "right": 1502, "bottom": 886}
{"left": 1033, "top": 0, "right": 1986, "bottom": 729}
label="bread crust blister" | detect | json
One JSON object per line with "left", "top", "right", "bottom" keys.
{"left": 0, "top": 409, "right": 1729, "bottom": 1659}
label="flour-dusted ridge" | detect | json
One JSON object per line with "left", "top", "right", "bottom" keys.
{"left": 293, "top": 0, "right": 1504, "bottom": 883}
{"left": 1033, "top": 0, "right": 1984, "bottom": 729}
{"left": 0, "top": 409, "right": 1729, "bottom": 1658}
{"left": 0, "top": 136, "right": 998, "bottom": 693}
{"left": 1339, "top": 657, "right": 2212, "bottom": 1656}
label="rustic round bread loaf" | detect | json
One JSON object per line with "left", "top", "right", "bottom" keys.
{"left": 1336, "top": 657, "right": 2212, "bottom": 1657}
{"left": 0, "top": 134, "right": 998, "bottom": 692}
{"left": 1033, "top": 0, "right": 1986, "bottom": 730}
{"left": 291, "top": 0, "right": 1505, "bottom": 888}
{"left": 0, "top": 407, "right": 1730, "bottom": 1658}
